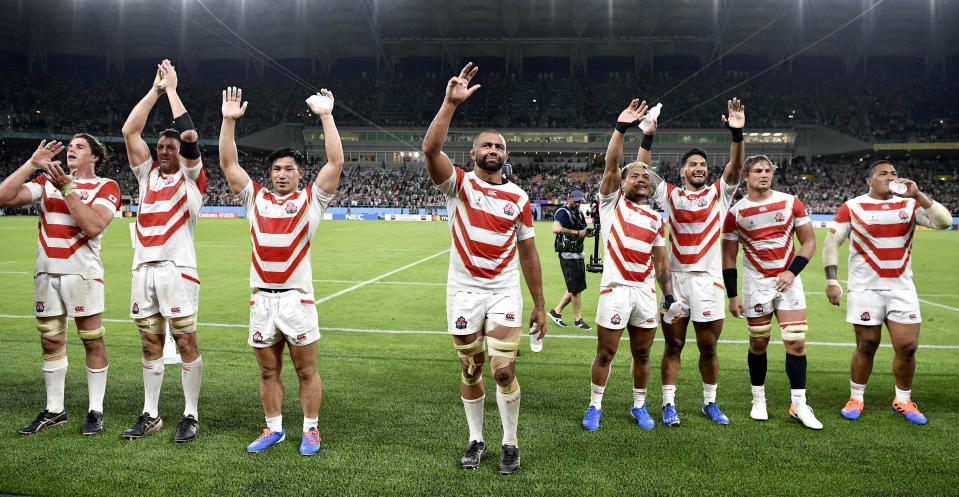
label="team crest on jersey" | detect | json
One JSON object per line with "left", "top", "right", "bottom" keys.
{"left": 898, "top": 210, "right": 908, "bottom": 220}
{"left": 284, "top": 201, "right": 298, "bottom": 214}
{"left": 506, "top": 313, "right": 516, "bottom": 321}
{"left": 697, "top": 197, "right": 708, "bottom": 207}
{"left": 78, "top": 190, "right": 89, "bottom": 201}
{"left": 455, "top": 316, "right": 467, "bottom": 329}
{"left": 132, "top": 303, "right": 140, "bottom": 315}
{"left": 611, "top": 314, "right": 621, "bottom": 325}
{"left": 35, "top": 301, "right": 44, "bottom": 313}
{"left": 252, "top": 331, "right": 263, "bottom": 342}
{"left": 774, "top": 212, "right": 785, "bottom": 223}
{"left": 473, "top": 193, "right": 484, "bottom": 206}
{"left": 650, "top": 219, "right": 659, "bottom": 230}
{"left": 503, "top": 203, "right": 516, "bottom": 217}
{"left": 754, "top": 304, "right": 764, "bottom": 313}
{"left": 860, "top": 312, "right": 871, "bottom": 322}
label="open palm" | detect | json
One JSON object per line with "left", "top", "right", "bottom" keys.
{"left": 445, "top": 62, "right": 481, "bottom": 105}
{"left": 222, "top": 86, "right": 248, "bottom": 120}
{"left": 723, "top": 97, "right": 745, "bottom": 128}
{"left": 618, "top": 99, "right": 648, "bottom": 125}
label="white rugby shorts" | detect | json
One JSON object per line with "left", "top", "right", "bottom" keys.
{"left": 595, "top": 285, "right": 658, "bottom": 330}
{"left": 248, "top": 290, "right": 320, "bottom": 348}
{"left": 846, "top": 288, "right": 921, "bottom": 326}
{"left": 33, "top": 273, "right": 104, "bottom": 318}
{"left": 743, "top": 277, "right": 806, "bottom": 318}
{"left": 672, "top": 271, "right": 725, "bottom": 322}
{"left": 130, "top": 261, "right": 200, "bottom": 319}
{"left": 446, "top": 291, "right": 523, "bottom": 335}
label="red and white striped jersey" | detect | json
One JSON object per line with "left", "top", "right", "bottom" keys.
{"left": 722, "top": 190, "right": 810, "bottom": 292}
{"left": 25, "top": 176, "right": 121, "bottom": 279}
{"left": 598, "top": 191, "right": 665, "bottom": 289}
{"left": 652, "top": 178, "right": 738, "bottom": 277}
{"left": 237, "top": 180, "right": 333, "bottom": 293}
{"left": 832, "top": 194, "right": 931, "bottom": 291}
{"left": 132, "top": 159, "right": 207, "bottom": 269}
{"left": 438, "top": 168, "right": 535, "bottom": 293}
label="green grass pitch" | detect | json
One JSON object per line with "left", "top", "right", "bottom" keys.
{"left": 0, "top": 216, "right": 957, "bottom": 496}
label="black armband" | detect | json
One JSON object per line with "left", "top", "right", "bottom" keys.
{"left": 179, "top": 140, "right": 201, "bottom": 160}
{"left": 787, "top": 255, "right": 809, "bottom": 276}
{"left": 723, "top": 268, "right": 738, "bottom": 298}
{"left": 662, "top": 294, "right": 675, "bottom": 312}
{"left": 615, "top": 119, "right": 640, "bottom": 134}
{"left": 640, "top": 133, "right": 654, "bottom": 151}
{"left": 728, "top": 126, "right": 744, "bottom": 143}
{"left": 172, "top": 112, "right": 196, "bottom": 134}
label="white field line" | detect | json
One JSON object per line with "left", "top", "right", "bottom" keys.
{"left": 918, "top": 298, "right": 959, "bottom": 312}
{"left": 314, "top": 249, "right": 449, "bottom": 304}
{"left": 2, "top": 314, "right": 959, "bottom": 349}
{"left": 313, "top": 279, "right": 445, "bottom": 286}
{"left": 0, "top": 271, "right": 29, "bottom": 274}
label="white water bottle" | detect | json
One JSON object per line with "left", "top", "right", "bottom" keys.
{"left": 530, "top": 326, "right": 543, "bottom": 352}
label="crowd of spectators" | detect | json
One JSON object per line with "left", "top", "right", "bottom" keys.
{"left": 2, "top": 70, "right": 956, "bottom": 143}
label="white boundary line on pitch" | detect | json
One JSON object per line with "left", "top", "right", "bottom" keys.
{"left": 2, "top": 313, "right": 959, "bottom": 349}
{"left": 314, "top": 249, "right": 449, "bottom": 304}
{"left": 0, "top": 271, "right": 29, "bottom": 274}
{"left": 918, "top": 298, "right": 959, "bottom": 312}
{"left": 313, "top": 279, "right": 445, "bottom": 286}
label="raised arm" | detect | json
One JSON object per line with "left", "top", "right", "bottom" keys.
{"left": 897, "top": 178, "right": 953, "bottom": 230}
{"left": 218, "top": 86, "right": 252, "bottom": 195}
{"left": 0, "top": 140, "right": 64, "bottom": 207}
{"left": 602, "top": 99, "right": 648, "bottom": 195}
{"left": 423, "top": 63, "right": 481, "bottom": 185}
{"left": 517, "top": 237, "right": 547, "bottom": 339}
{"left": 306, "top": 89, "right": 344, "bottom": 195}
{"left": 41, "top": 162, "right": 114, "bottom": 237}
{"left": 159, "top": 60, "right": 201, "bottom": 169}
{"left": 122, "top": 63, "right": 166, "bottom": 168}
{"left": 721, "top": 98, "right": 745, "bottom": 186}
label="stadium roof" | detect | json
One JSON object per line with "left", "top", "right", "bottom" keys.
{"left": 2, "top": 0, "right": 956, "bottom": 75}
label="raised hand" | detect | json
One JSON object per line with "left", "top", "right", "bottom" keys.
{"left": 617, "top": 99, "right": 649, "bottom": 128}
{"left": 306, "top": 88, "right": 334, "bottom": 116}
{"left": 894, "top": 178, "right": 920, "bottom": 198}
{"left": 722, "top": 97, "right": 745, "bottom": 129}
{"left": 29, "top": 140, "right": 64, "bottom": 169}
{"left": 159, "top": 59, "right": 178, "bottom": 93}
{"left": 221, "top": 86, "right": 248, "bottom": 120}
{"left": 444, "top": 62, "right": 481, "bottom": 106}
{"left": 42, "top": 160, "right": 73, "bottom": 190}
{"left": 152, "top": 65, "right": 166, "bottom": 94}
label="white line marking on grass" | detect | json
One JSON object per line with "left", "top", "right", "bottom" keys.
{"left": 3, "top": 313, "right": 959, "bottom": 349}
{"left": 313, "top": 279, "right": 445, "bottom": 286}
{"left": 0, "top": 271, "right": 29, "bottom": 274}
{"left": 0, "top": 261, "right": 18, "bottom": 264}
{"left": 918, "top": 298, "right": 959, "bottom": 313}
{"left": 314, "top": 249, "right": 449, "bottom": 305}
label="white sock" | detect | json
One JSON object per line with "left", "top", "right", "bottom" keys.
{"left": 662, "top": 384, "right": 676, "bottom": 406}
{"left": 751, "top": 384, "right": 766, "bottom": 401}
{"left": 895, "top": 386, "right": 911, "bottom": 403}
{"left": 86, "top": 365, "right": 108, "bottom": 413}
{"left": 462, "top": 396, "right": 485, "bottom": 443}
{"left": 589, "top": 382, "right": 605, "bottom": 409}
{"left": 703, "top": 383, "right": 718, "bottom": 405}
{"left": 142, "top": 357, "right": 165, "bottom": 418}
{"left": 181, "top": 356, "right": 202, "bottom": 419}
{"left": 42, "top": 358, "right": 68, "bottom": 414}
{"left": 266, "top": 414, "right": 283, "bottom": 433}
{"left": 791, "top": 389, "right": 807, "bottom": 408}
{"left": 632, "top": 388, "right": 647, "bottom": 409}
{"left": 303, "top": 416, "right": 318, "bottom": 432}
{"left": 850, "top": 380, "right": 866, "bottom": 402}
{"left": 496, "top": 381, "right": 521, "bottom": 447}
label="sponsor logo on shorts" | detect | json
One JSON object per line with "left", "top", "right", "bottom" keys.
{"left": 860, "top": 312, "right": 871, "bottom": 322}
{"left": 898, "top": 210, "right": 908, "bottom": 220}
{"left": 296, "top": 333, "right": 306, "bottom": 342}
{"left": 754, "top": 304, "right": 764, "bottom": 313}
{"left": 703, "top": 310, "right": 712, "bottom": 317}
{"left": 455, "top": 316, "right": 467, "bottom": 329}
{"left": 697, "top": 197, "right": 708, "bottom": 207}
{"left": 503, "top": 203, "right": 515, "bottom": 217}
{"left": 284, "top": 201, "right": 298, "bottom": 214}
{"left": 35, "top": 301, "right": 44, "bottom": 313}
{"left": 74, "top": 306, "right": 85, "bottom": 313}
{"left": 252, "top": 331, "right": 263, "bottom": 343}
{"left": 646, "top": 318, "right": 655, "bottom": 323}
{"left": 170, "top": 306, "right": 181, "bottom": 314}
{"left": 132, "top": 303, "right": 140, "bottom": 315}
{"left": 774, "top": 211, "right": 785, "bottom": 223}
{"left": 909, "top": 314, "right": 917, "bottom": 320}
{"left": 505, "top": 313, "right": 516, "bottom": 321}
{"left": 611, "top": 314, "right": 621, "bottom": 325}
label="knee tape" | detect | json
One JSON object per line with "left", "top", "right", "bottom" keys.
{"left": 780, "top": 322, "right": 808, "bottom": 342}
{"left": 461, "top": 372, "right": 483, "bottom": 386}
{"left": 78, "top": 327, "right": 105, "bottom": 340}
{"left": 36, "top": 315, "right": 67, "bottom": 338}
{"left": 42, "top": 350, "right": 67, "bottom": 362}
{"left": 169, "top": 314, "right": 197, "bottom": 335}
{"left": 748, "top": 320, "right": 772, "bottom": 338}
{"left": 487, "top": 333, "right": 520, "bottom": 370}
{"left": 454, "top": 336, "right": 485, "bottom": 376}
{"left": 135, "top": 315, "right": 164, "bottom": 335}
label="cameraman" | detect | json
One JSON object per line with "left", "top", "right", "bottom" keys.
{"left": 548, "top": 189, "right": 593, "bottom": 330}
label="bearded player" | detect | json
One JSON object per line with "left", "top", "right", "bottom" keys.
{"left": 643, "top": 99, "right": 745, "bottom": 425}
{"left": 423, "top": 62, "right": 547, "bottom": 475}
{"left": 581, "top": 99, "right": 680, "bottom": 432}
{"left": 120, "top": 59, "right": 206, "bottom": 442}
{"left": 721, "top": 155, "right": 822, "bottom": 430}
{"left": 219, "top": 86, "right": 343, "bottom": 454}
{"left": 0, "top": 136, "right": 121, "bottom": 436}
{"left": 824, "top": 160, "right": 952, "bottom": 425}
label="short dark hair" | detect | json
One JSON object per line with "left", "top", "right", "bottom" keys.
{"left": 159, "top": 128, "right": 181, "bottom": 143}
{"left": 473, "top": 130, "right": 507, "bottom": 149}
{"left": 268, "top": 147, "right": 305, "bottom": 169}
{"left": 71, "top": 133, "right": 109, "bottom": 166}
{"left": 681, "top": 148, "right": 708, "bottom": 167}
{"left": 744, "top": 154, "right": 777, "bottom": 175}
{"left": 869, "top": 160, "right": 893, "bottom": 177}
